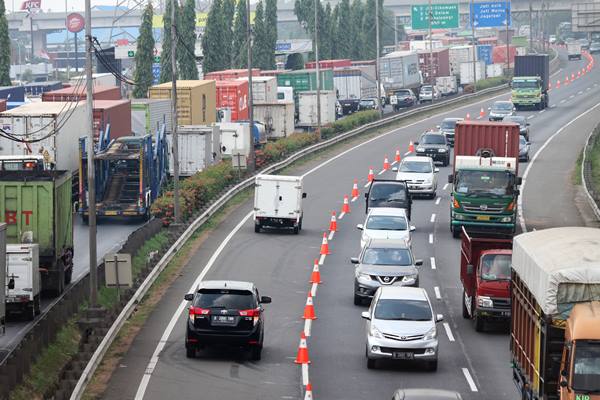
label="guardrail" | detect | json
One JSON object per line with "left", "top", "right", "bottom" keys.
{"left": 581, "top": 126, "right": 600, "bottom": 220}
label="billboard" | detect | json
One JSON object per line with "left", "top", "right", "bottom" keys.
{"left": 411, "top": 4, "right": 459, "bottom": 30}
{"left": 470, "top": 1, "right": 511, "bottom": 28}
{"left": 572, "top": 2, "right": 600, "bottom": 32}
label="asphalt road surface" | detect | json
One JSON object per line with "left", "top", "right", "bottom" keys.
{"left": 102, "top": 50, "right": 600, "bottom": 400}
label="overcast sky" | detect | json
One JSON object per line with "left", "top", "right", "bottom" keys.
{"left": 8, "top": 0, "right": 145, "bottom": 13}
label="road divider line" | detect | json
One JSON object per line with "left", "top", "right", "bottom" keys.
{"left": 351, "top": 196, "right": 358, "bottom": 202}
{"left": 328, "top": 231, "right": 335, "bottom": 241}
{"left": 578, "top": 90, "right": 583, "bottom": 95}
{"left": 430, "top": 257, "right": 436, "bottom": 270}
{"left": 560, "top": 99, "right": 566, "bottom": 104}
{"left": 429, "top": 234, "right": 433, "bottom": 244}
{"left": 302, "top": 364, "right": 309, "bottom": 386}
{"left": 311, "top": 283, "right": 318, "bottom": 297}
{"left": 527, "top": 115, "right": 535, "bottom": 120}
{"left": 569, "top": 94, "right": 575, "bottom": 99}
{"left": 338, "top": 212, "right": 346, "bottom": 220}
{"left": 430, "top": 214, "right": 436, "bottom": 223}
{"left": 319, "top": 254, "right": 326, "bottom": 265}
{"left": 364, "top": 182, "right": 371, "bottom": 188}
{"left": 434, "top": 286, "right": 441, "bottom": 299}
{"left": 304, "top": 319, "right": 312, "bottom": 337}
{"left": 377, "top": 169, "right": 385, "bottom": 176}
{"left": 404, "top": 151, "right": 412, "bottom": 157}
{"left": 443, "top": 322, "right": 455, "bottom": 342}
{"left": 539, "top": 109, "right": 545, "bottom": 114}
{"left": 443, "top": 183, "right": 449, "bottom": 191}
{"left": 435, "top": 197, "right": 441, "bottom": 205}
{"left": 462, "top": 368, "right": 479, "bottom": 392}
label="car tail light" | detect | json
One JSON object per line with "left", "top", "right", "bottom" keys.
{"left": 506, "top": 201, "right": 515, "bottom": 211}
{"left": 239, "top": 308, "right": 260, "bottom": 317}
{"left": 189, "top": 307, "right": 210, "bottom": 322}
{"left": 453, "top": 198, "right": 460, "bottom": 209}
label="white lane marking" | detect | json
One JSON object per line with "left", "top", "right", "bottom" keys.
{"left": 364, "top": 181, "right": 371, "bottom": 188}
{"left": 518, "top": 101, "right": 600, "bottom": 233}
{"left": 560, "top": 99, "right": 566, "bottom": 104}
{"left": 578, "top": 90, "right": 583, "bottom": 95}
{"left": 462, "top": 368, "right": 479, "bottom": 392}
{"left": 539, "top": 109, "right": 545, "bottom": 114}
{"left": 404, "top": 151, "right": 412, "bottom": 156}
{"left": 338, "top": 211, "right": 346, "bottom": 220}
{"left": 304, "top": 319, "right": 312, "bottom": 337}
{"left": 595, "top": 83, "right": 598, "bottom": 87}
{"left": 430, "top": 257, "right": 436, "bottom": 269}
{"left": 527, "top": 115, "right": 535, "bottom": 120}
{"left": 434, "top": 286, "right": 441, "bottom": 299}
{"left": 391, "top": 160, "right": 398, "bottom": 166}
{"left": 377, "top": 169, "right": 385, "bottom": 175}
{"left": 134, "top": 212, "right": 253, "bottom": 400}
{"left": 569, "top": 94, "right": 575, "bottom": 99}
{"left": 311, "top": 283, "right": 318, "bottom": 297}
{"left": 328, "top": 230, "right": 335, "bottom": 240}
{"left": 302, "top": 364, "right": 309, "bottom": 386}
{"left": 429, "top": 234, "right": 433, "bottom": 244}
{"left": 443, "top": 322, "right": 455, "bottom": 342}
{"left": 430, "top": 213, "right": 436, "bottom": 223}
{"left": 351, "top": 196, "right": 358, "bottom": 202}
{"left": 550, "top": 104, "right": 556, "bottom": 108}
{"left": 586, "top": 87, "right": 591, "bottom": 91}
{"left": 443, "top": 183, "right": 449, "bottom": 191}
{"left": 319, "top": 254, "right": 326, "bottom": 265}
{"left": 435, "top": 197, "right": 441, "bottom": 205}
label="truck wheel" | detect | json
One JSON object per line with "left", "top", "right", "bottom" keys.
{"left": 462, "top": 293, "right": 470, "bottom": 319}
{"left": 354, "top": 294, "right": 362, "bottom": 306}
{"left": 474, "top": 316, "right": 485, "bottom": 332}
{"left": 26, "top": 303, "right": 35, "bottom": 321}
{"left": 426, "top": 360, "right": 438, "bottom": 371}
{"left": 254, "top": 224, "right": 261, "bottom": 233}
{"left": 451, "top": 225, "right": 460, "bottom": 239}
{"left": 293, "top": 225, "right": 299, "bottom": 235}
{"left": 299, "top": 217, "right": 303, "bottom": 231}
{"left": 367, "top": 357, "right": 377, "bottom": 369}
{"left": 34, "top": 295, "right": 41, "bottom": 316}
{"left": 64, "top": 267, "right": 72, "bottom": 286}
{"left": 81, "top": 215, "right": 89, "bottom": 225}
{"left": 186, "top": 347, "right": 196, "bottom": 358}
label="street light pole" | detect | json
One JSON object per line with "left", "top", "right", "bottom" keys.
{"left": 428, "top": 0, "right": 433, "bottom": 103}
{"left": 247, "top": 0, "right": 256, "bottom": 168}
{"left": 471, "top": 0, "right": 477, "bottom": 92}
{"left": 314, "top": 0, "right": 321, "bottom": 139}
{"left": 376, "top": 0, "right": 382, "bottom": 116}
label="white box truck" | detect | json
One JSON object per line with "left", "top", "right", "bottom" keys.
{"left": 167, "top": 125, "right": 221, "bottom": 176}
{"left": 459, "top": 61, "right": 486, "bottom": 85}
{"left": 449, "top": 45, "right": 476, "bottom": 76}
{"left": 5, "top": 244, "right": 40, "bottom": 321}
{"left": 254, "top": 174, "right": 306, "bottom": 234}
{"left": 567, "top": 42, "right": 582, "bottom": 60}
{"left": 333, "top": 68, "right": 377, "bottom": 114}
{"left": 217, "top": 122, "right": 252, "bottom": 158}
{"left": 379, "top": 51, "right": 421, "bottom": 99}
{"left": 253, "top": 102, "right": 295, "bottom": 139}
{"left": 70, "top": 72, "right": 118, "bottom": 87}
{"left": 435, "top": 76, "right": 458, "bottom": 96}
{"left": 0, "top": 223, "right": 6, "bottom": 334}
{"left": 298, "top": 91, "right": 336, "bottom": 127}
{"left": 237, "top": 76, "right": 278, "bottom": 104}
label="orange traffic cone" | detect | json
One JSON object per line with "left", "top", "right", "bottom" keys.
{"left": 582, "top": 68, "right": 586, "bottom": 75}
{"left": 466, "top": 113, "right": 471, "bottom": 120}
{"left": 572, "top": 73, "right": 575, "bottom": 80}
{"left": 351, "top": 179, "right": 359, "bottom": 198}
{"left": 320, "top": 232, "right": 330, "bottom": 255}
{"left": 367, "top": 167, "right": 374, "bottom": 182}
{"left": 342, "top": 195, "right": 351, "bottom": 214}
{"left": 383, "top": 155, "right": 390, "bottom": 171}
{"left": 479, "top": 107, "right": 485, "bottom": 118}
{"left": 304, "top": 383, "right": 314, "bottom": 400}
{"left": 310, "top": 259, "right": 322, "bottom": 284}
{"left": 302, "top": 292, "right": 317, "bottom": 320}
{"left": 578, "top": 71, "right": 581, "bottom": 78}
{"left": 556, "top": 79, "right": 561, "bottom": 88}
{"left": 565, "top": 75, "right": 570, "bottom": 84}
{"left": 395, "top": 149, "right": 401, "bottom": 163}
{"left": 329, "top": 212, "right": 337, "bottom": 233}
{"left": 294, "top": 332, "right": 311, "bottom": 364}
{"left": 408, "top": 141, "right": 415, "bottom": 153}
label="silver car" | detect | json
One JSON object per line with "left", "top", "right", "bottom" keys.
{"left": 394, "top": 156, "right": 439, "bottom": 198}
{"left": 362, "top": 286, "right": 443, "bottom": 370}
{"left": 488, "top": 101, "right": 515, "bottom": 121}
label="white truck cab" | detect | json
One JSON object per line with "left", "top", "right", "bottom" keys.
{"left": 254, "top": 174, "right": 306, "bottom": 234}
{"left": 5, "top": 244, "right": 41, "bottom": 320}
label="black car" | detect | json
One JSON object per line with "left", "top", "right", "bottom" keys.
{"left": 365, "top": 179, "right": 412, "bottom": 220}
{"left": 390, "top": 89, "right": 417, "bottom": 111}
{"left": 503, "top": 115, "right": 530, "bottom": 140}
{"left": 439, "top": 117, "right": 463, "bottom": 147}
{"left": 415, "top": 132, "right": 451, "bottom": 166}
{"left": 184, "top": 280, "right": 272, "bottom": 360}
{"left": 590, "top": 41, "right": 600, "bottom": 54}
{"left": 358, "top": 98, "right": 378, "bottom": 111}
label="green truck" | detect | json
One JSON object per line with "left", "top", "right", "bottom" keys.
{"left": 0, "top": 170, "right": 74, "bottom": 295}
{"left": 511, "top": 54, "right": 550, "bottom": 110}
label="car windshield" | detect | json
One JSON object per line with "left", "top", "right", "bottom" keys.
{"left": 421, "top": 134, "right": 446, "bottom": 145}
{"left": 512, "top": 80, "right": 539, "bottom": 89}
{"left": 365, "top": 215, "right": 408, "bottom": 231}
{"left": 360, "top": 100, "right": 374, "bottom": 106}
{"left": 572, "top": 341, "right": 600, "bottom": 392}
{"left": 480, "top": 254, "right": 511, "bottom": 281}
{"left": 374, "top": 299, "right": 432, "bottom": 321}
{"left": 455, "top": 170, "right": 515, "bottom": 196}
{"left": 394, "top": 90, "right": 411, "bottom": 97}
{"left": 520, "top": 136, "right": 527, "bottom": 146}
{"left": 441, "top": 120, "right": 459, "bottom": 130}
{"left": 400, "top": 160, "right": 432, "bottom": 173}
{"left": 370, "top": 184, "right": 407, "bottom": 201}
{"left": 493, "top": 102, "right": 513, "bottom": 111}
{"left": 504, "top": 116, "right": 526, "bottom": 127}
{"left": 194, "top": 289, "right": 255, "bottom": 309}
{"left": 421, "top": 87, "right": 432, "bottom": 93}
{"left": 362, "top": 248, "right": 412, "bottom": 266}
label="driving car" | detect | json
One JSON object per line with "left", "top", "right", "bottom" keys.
{"left": 414, "top": 132, "right": 451, "bottom": 166}
{"left": 590, "top": 41, "right": 600, "bottom": 54}
{"left": 578, "top": 38, "right": 590, "bottom": 51}
{"left": 392, "top": 389, "right": 463, "bottom": 400}
{"left": 352, "top": 239, "right": 422, "bottom": 305}
{"left": 390, "top": 89, "right": 417, "bottom": 110}
{"left": 184, "top": 280, "right": 272, "bottom": 360}
{"left": 488, "top": 101, "right": 515, "bottom": 121}
{"left": 503, "top": 115, "right": 530, "bottom": 140}
{"left": 362, "top": 286, "right": 443, "bottom": 370}
{"left": 358, "top": 98, "right": 379, "bottom": 111}
{"left": 365, "top": 179, "right": 412, "bottom": 220}
{"left": 419, "top": 85, "right": 441, "bottom": 102}
{"left": 439, "top": 117, "right": 463, "bottom": 146}
{"left": 519, "top": 135, "right": 530, "bottom": 162}
{"left": 357, "top": 207, "right": 415, "bottom": 249}
{"left": 549, "top": 35, "right": 557, "bottom": 44}
{"left": 393, "top": 156, "right": 439, "bottom": 198}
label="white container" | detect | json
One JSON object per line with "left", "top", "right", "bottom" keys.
{"left": 167, "top": 125, "right": 221, "bottom": 176}
{"left": 333, "top": 68, "right": 377, "bottom": 100}
{"left": 435, "top": 76, "right": 458, "bottom": 95}
{"left": 254, "top": 174, "right": 305, "bottom": 231}
{"left": 70, "top": 72, "right": 118, "bottom": 87}
{"left": 409, "top": 40, "right": 443, "bottom": 52}
{"left": 277, "top": 87, "right": 294, "bottom": 102}
{"left": 459, "top": 61, "right": 486, "bottom": 85}
{"left": 298, "top": 91, "right": 336, "bottom": 127}
{"left": 237, "top": 76, "right": 277, "bottom": 104}
{"left": 131, "top": 99, "right": 172, "bottom": 135}
{"left": 486, "top": 63, "right": 504, "bottom": 78}
{"left": 217, "top": 122, "right": 252, "bottom": 158}
{"left": 5, "top": 244, "right": 40, "bottom": 318}
{"left": 379, "top": 51, "right": 421, "bottom": 93}
{"left": 0, "top": 102, "right": 87, "bottom": 173}
{"left": 0, "top": 224, "right": 5, "bottom": 334}
{"left": 254, "top": 102, "right": 295, "bottom": 139}
{"left": 449, "top": 45, "right": 476, "bottom": 76}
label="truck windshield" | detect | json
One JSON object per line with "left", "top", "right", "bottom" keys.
{"left": 480, "top": 254, "right": 511, "bottom": 281}
{"left": 513, "top": 81, "right": 539, "bottom": 89}
{"left": 572, "top": 341, "right": 600, "bottom": 393}
{"left": 362, "top": 248, "right": 412, "bottom": 266}
{"left": 455, "top": 170, "right": 514, "bottom": 197}
{"left": 400, "top": 161, "right": 432, "bottom": 173}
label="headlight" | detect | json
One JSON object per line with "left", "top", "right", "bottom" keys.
{"left": 423, "top": 179, "right": 432, "bottom": 185}
{"left": 355, "top": 270, "right": 372, "bottom": 281}
{"left": 500, "top": 216, "right": 512, "bottom": 223}
{"left": 401, "top": 274, "right": 418, "bottom": 285}
{"left": 477, "top": 296, "right": 493, "bottom": 308}
{"left": 438, "top": 148, "right": 447, "bottom": 153}
{"left": 370, "top": 325, "right": 384, "bottom": 339}
{"left": 424, "top": 327, "right": 437, "bottom": 340}
{"left": 416, "top": 147, "right": 425, "bottom": 152}
{"left": 453, "top": 212, "right": 465, "bottom": 220}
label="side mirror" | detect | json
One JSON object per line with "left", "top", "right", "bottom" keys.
{"left": 434, "top": 168, "right": 439, "bottom": 173}
{"left": 415, "top": 259, "right": 423, "bottom": 266}
{"left": 361, "top": 311, "right": 371, "bottom": 320}
{"left": 526, "top": 142, "right": 531, "bottom": 146}
{"left": 414, "top": 141, "right": 419, "bottom": 146}
{"left": 436, "top": 125, "right": 441, "bottom": 129}
{"left": 260, "top": 296, "right": 272, "bottom": 304}
{"left": 517, "top": 177, "right": 523, "bottom": 185}
{"left": 357, "top": 224, "right": 364, "bottom": 230}
{"left": 184, "top": 293, "right": 194, "bottom": 301}
{"left": 7, "top": 278, "right": 15, "bottom": 290}
{"left": 447, "top": 174, "right": 453, "bottom": 184}
{"left": 350, "top": 257, "right": 359, "bottom": 264}
{"left": 302, "top": 192, "right": 307, "bottom": 199}
{"left": 488, "top": 107, "right": 492, "bottom": 110}
{"left": 466, "top": 264, "right": 474, "bottom": 275}
{"left": 392, "top": 167, "right": 398, "bottom": 172}
{"left": 436, "top": 314, "right": 444, "bottom": 323}
{"left": 410, "top": 225, "right": 416, "bottom": 232}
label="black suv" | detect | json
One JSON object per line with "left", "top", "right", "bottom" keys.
{"left": 184, "top": 280, "right": 271, "bottom": 360}
{"left": 415, "top": 132, "right": 451, "bottom": 166}
{"left": 365, "top": 179, "right": 412, "bottom": 220}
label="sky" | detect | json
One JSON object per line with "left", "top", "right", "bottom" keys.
{"left": 8, "top": 0, "right": 143, "bottom": 13}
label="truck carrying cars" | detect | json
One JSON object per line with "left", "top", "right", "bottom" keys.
{"left": 254, "top": 174, "right": 306, "bottom": 234}
{"left": 449, "top": 121, "right": 521, "bottom": 237}
{"left": 6, "top": 244, "right": 40, "bottom": 320}
{"left": 511, "top": 227, "right": 600, "bottom": 400}
{"left": 512, "top": 54, "right": 550, "bottom": 110}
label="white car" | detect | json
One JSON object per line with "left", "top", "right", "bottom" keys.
{"left": 357, "top": 207, "right": 415, "bottom": 249}
{"left": 419, "top": 85, "right": 441, "bottom": 102}
{"left": 393, "top": 156, "right": 439, "bottom": 198}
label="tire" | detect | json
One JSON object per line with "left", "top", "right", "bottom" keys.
{"left": 254, "top": 224, "right": 261, "bottom": 233}
{"left": 367, "top": 357, "right": 377, "bottom": 369}
{"left": 474, "top": 315, "right": 484, "bottom": 332}
{"left": 293, "top": 225, "right": 299, "bottom": 235}
{"left": 34, "top": 295, "right": 41, "bottom": 316}
{"left": 354, "top": 294, "right": 362, "bottom": 306}
{"left": 451, "top": 225, "right": 460, "bottom": 239}
{"left": 426, "top": 360, "right": 438, "bottom": 371}
{"left": 186, "top": 347, "right": 195, "bottom": 358}
{"left": 81, "top": 215, "right": 89, "bottom": 225}
{"left": 26, "top": 303, "right": 35, "bottom": 321}
{"left": 462, "top": 293, "right": 470, "bottom": 319}
{"left": 298, "top": 216, "right": 303, "bottom": 231}
{"left": 64, "top": 267, "right": 72, "bottom": 286}
{"left": 430, "top": 192, "right": 437, "bottom": 200}
{"left": 250, "top": 346, "right": 262, "bottom": 361}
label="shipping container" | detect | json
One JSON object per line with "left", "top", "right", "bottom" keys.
{"left": 449, "top": 46, "right": 476, "bottom": 76}
{"left": 486, "top": 63, "right": 504, "bottom": 78}
{"left": 236, "top": 76, "right": 277, "bottom": 104}
{"left": 253, "top": 102, "right": 295, "bottom": 139}
{"left": 478, "top": 36, "right": 498, "bottom": 46}
{"left": 477, "top": 44, "right": 493, "bottom": 65}
{"left": 459, "top": 61, "right": 487, "bottom": 85}
{"left": 131, "top": 98, "right": 172, "bottom": 135}
{"left": 23, "top": 81, "right": 63, "bottom": 95}
{"left": 42, "top": 85, "right": 121, "bottom": 102}
{"left": 217, "top": 122, "right": 252, "bottom": 158}
{"left": 0, "top": 102, "right": 87, "bottom": 173}
{"left": 305, "top": 59, "right": 352, "bottom": 69}
{"left": 149, "top": 80, "right": 217, "bottom": 125}
{"left": 276, "top": 69, "right": 334, "bottom": 93}
{"left": 0, "top": 86, "right": 25, "bottom": 102}
{"left": 417, "top": 48, "right": 450, "bottom": 82}
{"left": 492, "top": 45, "right": 517, "bottom": 67}
{"left": 441, "top": 37, "right": 469, "bottom": 46}
{"left": 93, "top": 100, "right": 131, "bottom": 140}
{"left": 203, "top": 68, "right": 260, "bottom": 81}
{"left": 69, "top": 72, "right": 117, "bottom": 87}
{"left": 6, "top": 102, "right": 24, "bottom": 110}
{"left": 379, "top": 51, "right": 421, "bottom": 94}
{"left": 333, "top": 68, "right": 377, "bottom": 100}
{"left": 0, "top": 99, "right": 5, "bottom": 112}
{"left": 260, "top": 69, "right": 291, "bottom": 77}
{"left": 435, "top": 76, "right": 458, "bottom": 95}
{"left": 216, "top": 80, "right": 249, "bottom": 121}
{"left": 167, "top": 125, "right": 221, "bottom": 176}
{"left": 297, "top": 90, "right": 336, "bottom": 127}
{"left": 409, "top": 40, "right": 444, "bottom": 52}
{"left": 0, "top": 224, "right": 6, "bottom": 333}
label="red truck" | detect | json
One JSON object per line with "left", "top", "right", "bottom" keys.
{"left": 460, "top": 227, "right": 512, "bottom": 331}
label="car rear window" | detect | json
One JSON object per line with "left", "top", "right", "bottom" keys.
{"left": 366, "top": 215, "right": 408, "bottom": 231}
{"left": 370, "top": 184, "right": 407, "bottom": 201}
{"left": 194, "top": 289, "right": 256, "bottom": 309}
{"left": 421, "top": 134, "right": 446, "bottom": 145}
{"left": 374, "top": 299, "right": 432, "bottom": 321}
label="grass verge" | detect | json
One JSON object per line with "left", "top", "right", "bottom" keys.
{"left": 574, "top": 150, "right": 584, "bottom": 185}
{"left": 589, "top": 134, "right": 600, "bottom": 191}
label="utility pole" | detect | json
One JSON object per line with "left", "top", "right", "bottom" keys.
{"left": 375, "top": 0, "right": 382, "bottom": 116}
{"left": 505, "top": 2, "right": 510, "bottom": 73}
{"left": 65, "top": 0, "right": 70, "bottom": 79}
{"left": 84, "top": 0, "right": 97, "bottom": 308}
{"left": 314, "top": 0, "right": 321, "bottom": 139}
{"left": 29, "top": 13, "right": 34, "bottom": 61}
{"left": 529, "top": 0, "right": 533, "bottom": 52}
{"left": 471, "top": 0, "right": 477, "bottom": 92}
{"left": 393, "top": 15, "right": 398, "bottom": 47}
{"left": 428, "top": 0, "right": 433, "bottom": 103}
{"left": 247, "top": 0, "right": 256, "bottom": 169}
{"left": 171, "top": 0, "right": 180, "bottom": 223}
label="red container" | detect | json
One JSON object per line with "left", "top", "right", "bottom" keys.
{"left": 93, "top": 100, "right": 131, "bottom": 140}
{"left": 260, "top": 69, "right": 290, "bottom": 77}
{"left": 305, "top": 59, "right": 352, "bottom": 70}
{"left": 42, "top": 85, "right": 121, "bottom": 101}
{"left": 492, "top": 45, "right": 518, "bottom": 66}
{"left": 454, "top": 121, "right": 521, "bottom": 175}
{"left": 0, "top": 99, "right": 5, "bottom": 112}
{"left": 216, "top": 80, "right": 249, "bottom": 121}
{"left": 204, "top": 68, "right": 260, "bottom": 81}
{"left": 418, "top": 48, "right": 450, "bottom": 80}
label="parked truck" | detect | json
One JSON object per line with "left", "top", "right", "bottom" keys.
{"left": 254, "top": 174, "right": 306, "bottom": 234}
{"left": 460, "top": 227, "right": 512, "bottom": 331}
{"left": 511, "top": 227, "right": 600, "bottom": 400}
{"left": 0, "top": 170, "right": 73, "bottom": 296}
{"left": 333, "top": 68, "right": 377, "bottom": 115}
{"left": 449, "top": 121, "right": 521, "bottom": 238}
{"left": 512, "top": 54, "right": 550, "bottom": 110}
{"left": 6, "top": 244, "right": 40, "bottom": 320}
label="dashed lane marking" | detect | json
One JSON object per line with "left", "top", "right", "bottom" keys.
{"left": 328, "top": 230, "right": 335, "bottom": 240}
{"left": 430, "top": 257, "right": 436, "bottom": 269}
{"left": 462, "top": 368, "right": 479, "bottom": 392}
{"left": 304, "top": 319, "right": 312, "bottom": 337}
{"left": 443, "top": 322, "right": 455, "bottom": 342}
{"left": 351, "top": 196, "right": 358, "bottom": 202}
{"left": 539, "top": 109, "right": 545, "bottom": 114}
{"left": 377, "top": 169, "right": 386, "bottom": 176}
{"left": 435, "top": 197, "right": 441, "bottom": 205}
{"left": 338, "top": 212, "right": 346, "bottom": 220}
{"left": 430, "top": 213, "right": 436, "bottom": 223}
{"left": 443, "top": 183, "right": 449, "bottom": 191}
{"left": 434, "top": 286, "right": 441, "bottom": 299}
{"left": 319, "top": 254, "right": 326, "bottom": 265}
{"left": 302, "top": 364, "right": 309, "bottom": 386}
{"left": 364, "top": 182, "right": 371, "bottom": 189}
{"left": 404, "top": 151, "right": 412, "bottom": 157}
{"left": 527, "top": 115, "right": 535, "bottom": 120}
{"left": 560, "top": 99, "right": 566, "bottom": 104}
{"left": 578, "top": 90, "right": 583, "bottom": 95}
{"left": 429, "top": 234, "right": 433, "bottom": 244}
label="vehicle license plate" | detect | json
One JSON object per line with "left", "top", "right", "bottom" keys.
{"left": 392, "top": 352, "right": 414, "bottom": 360}
{"left": 476, "top": 215, "right": 490, "bottom": 221}
{"left": 212, "top": 315, "right": 236, "bottom": 325}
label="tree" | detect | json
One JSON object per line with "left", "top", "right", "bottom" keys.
{"left": 252, "top": 1, "right": 271, "bottom": 69}
{"left": 177, "top": 0, "right": 198, "bottom": 79}
{"left": 133, "top": 2, "right": 155, "bottom": 98}
{"left": 335, "top": 0, "right": 352, "bottom": 59}
{"left": 361, "top": 0, "right": 376, "bottom": 59}
{"left": 160, "top": 0, "right": 179, "bottom": 83}
{"left": 349, "top": 0, "right": 364, "bottom": 60}
{"left": 264, "top": 0, "right": 278, "bottom": 69}
{"left": 221, "top": 0, "right": 235, "bottom": 68}
{"left": 231, "top": 0, "right": 248, "bottom": 68}
{"left": 202, "top": 0, "right": 225, "bottom": 73}
{"left": 0, "top": 0, "right": 11, "bottom": 86}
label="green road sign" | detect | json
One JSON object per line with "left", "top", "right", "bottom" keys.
{"left": 411, "top": 4, "right": 459, "bottom": 30}
{"left": 154, "top": 56, "right": 161, "bottom": 63}
{"left": 128, "top": 50, "right": 135, "bottom": 57}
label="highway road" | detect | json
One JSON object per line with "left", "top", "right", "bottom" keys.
{"left": 101, "top": 50, "right": 600, "bottom": 400}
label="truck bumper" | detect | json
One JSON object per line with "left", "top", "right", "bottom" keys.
{"left": 513, "top": 98, "right": 541, "bottom": 106}
{"left": 451, "top": 219, "right": 515, "bottom": 235}
{"left": 255, "top": 216, "right": 299, "bottom": 228}
{"left": 475, "top": 307, "right": 511, "bottom": 321}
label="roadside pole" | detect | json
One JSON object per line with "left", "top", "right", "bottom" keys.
{"left": 428, "top": 0, "right": 434, "bottom": 104}
{"left": 171, "top": 0, "right": 180, "bottom": 223}
{"left": 314, "top": 0, "right": 321, "bottom": 139}
{"left": 375, "top": 0, "right": 382, "bottom": 117}
{"left": 471, "top": 0, "right": 477, "bottom": 93}
{"left": 247, "top": 0, "right": 256, "bottom": 169}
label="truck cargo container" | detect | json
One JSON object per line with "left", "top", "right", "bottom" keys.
{"left": 6, "top": 244, "right": 40, "bottom": 320}
{"left": 93, "top": 100, "right": 132, "bottom": 140}
{"left": 42, "top": 85, "right": 121, "bottom": 102}
{"left": 418, "top": 48, "right": 450, "bottom": 81}
{"left": 409, "top": 40, "right": 443, "bottom": 51}
{"left": 297, "top": 90, "right": 336, "bottom": 127}
{"left": 203, "top": 68, "right": 260, "bottom": 81}
{"left": 260, "top": 69, "right": 291, "bottom": 77}
{"left": 217, "top": 122, "right": 252, "bottom": 159}
{"left": 435, "top": 76, "right": 458, "bottom": 96}
{"left": 69, "top": 72, "right": 117, "bottom": 87}
{"left": 0, "top": 86, "right": 25, "bottom": 102}
{"left": 305, "top": 59, "right": 352, "bottom": 69}
{"left": 0, "top": 170, "right": 73, "bottom": 295}
{"left": 0, "top": 224, "right": 5, "bottom": 333}
{"left": 486, "top": 63, "right": 504, "bottom": 78}
{"left": 0, "top": 99, "right": 5, "bottom": 112}
{"left": 253, "top": 102, "right": 295, "bottom": 138}
{"left": 492, "top": 45, "right": 517, "bottom": 66}
{"left": 277, "top": 87, "right": 294, "bottom": 103}
{"left": 459, "top": 61, "right": 486, "bottom": 85}
{"left": 379, "top": 51, "right": 421, "bottom": 97}
{"left": 449, "top": 121, "right": 521, "bottom": 237}
{"left": 23, "top": 81, "right": 63, "bottom": 95}
{"left": 449, "top": 46, "right": 476, "bottom": 76}
{"left": 237, "top": 76, "right": 277, "bottom": 104}
{"left": 131, "top": 98, "right": 172, "bottom": 135}
{"left": 216, "top": 80, "right": 249, "bottom": 121}
{"left": 512, "top": 54, "right": 550, "bottom": 110}
{"left": 333, "top": 68, "right": 377, "bottom": 114}
{"left": 478, "top": 37, "right": 498, "bottom": 46}
{"left": 0, "top": 102, "right": 87, "bottom": 173}
{"left": 567, "top": 42, "right": 582, "bottom": 60}
{"left": 254, "top": 174, "right": 306, "bottom": 234}
{"left": 511, "top": 227, "right": 600, "bottom": 400}
{"left": 168, "top": 125, "right": 221, "bottom": 176}
{"left": 276, "top": 69, "right": 334, "bottom": 93}
{"left": 149, "top": 80, "right": 216, "bottom": 125}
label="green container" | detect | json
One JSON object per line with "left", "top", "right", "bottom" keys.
{"left": 276, "top": 69, "right": 334, "bottom": 92}
{"left": 0, "top": 171, "right": 73, "bottom": 294}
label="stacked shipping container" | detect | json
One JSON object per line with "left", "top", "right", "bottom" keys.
{"left": 148, "top": 80, "right": 216, "bottom": 125}
{"left": 305, "top": 59, "right": 351, "bottom": 69}
{"left": 204, "top": 69, "right": 260, "bottom": 80}
{"left": 42, "top": 85, "right": 121, "bottom": 101}
{"left": 417, "top": 48, "right": 450, "bottom": 81}
{"left": 215, "top": 80, "right": 249, "bottom": 121}
{"left": 131, "top": 99, "right": 172, "bottom": 135}
{"left": 93, "top": 100, "right": 132, "bottom": 140}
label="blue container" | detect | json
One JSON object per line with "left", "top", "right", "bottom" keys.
{"left": 0, "top": 86, "right": 25, "bottom": 102}
{"left": 477, "top": 45, "right": 493, "bottom": 65}
{"left": 23, "top": 81, "right": 63, "bottom": 95}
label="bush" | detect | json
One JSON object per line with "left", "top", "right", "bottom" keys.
{"left": 321, "top": 110, "right": 380, "bottom": 139}
{"left": 256, "top": 132, "right": 319, "bottom": 166}
{"left": 475, "top": 76, "right": 510, "bottom": 91}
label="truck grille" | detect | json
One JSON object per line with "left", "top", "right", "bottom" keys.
{"left": 492, "top": 297, "right": 511, "bottom": 309}
{"left": 462, "top": 204, "right": 504, "bottom": 213}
